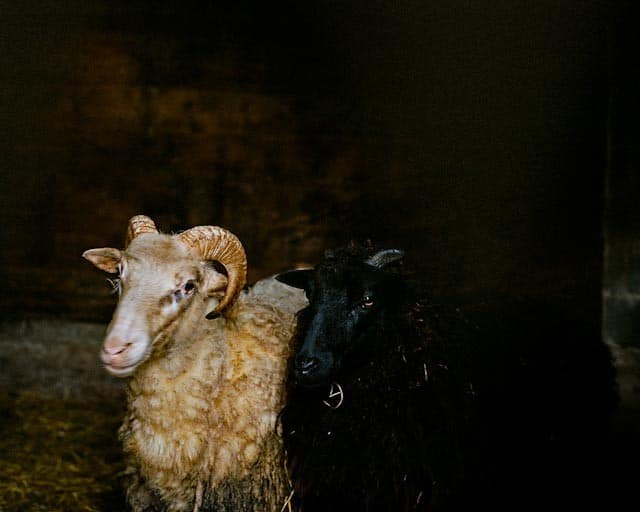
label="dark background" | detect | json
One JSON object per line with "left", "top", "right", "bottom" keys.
{"left": 0, "top": 1, "right": 638, "bottom": 408}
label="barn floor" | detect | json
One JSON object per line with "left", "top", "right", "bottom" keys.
{"left": 1, "top": 320, "right": 638, "bottom": 511}
{"left": 0, "top": 321, "right": 127, "bottom": 511}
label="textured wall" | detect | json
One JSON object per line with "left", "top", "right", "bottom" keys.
{"left": 1, "top": 1, "right": 610, "bottom": 322}
{"left": 603, "top": 0, "right": 640, "bottom": 410}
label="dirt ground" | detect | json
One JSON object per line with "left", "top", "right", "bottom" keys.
{"left": 1, "top": 320, "right": 638, "bottom": 512}
{"left": 0, "top": 321, "right": 127, "bottom": 511}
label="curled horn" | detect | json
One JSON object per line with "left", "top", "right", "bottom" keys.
{"left": 365, "top": 249, "right": 405, "bottom": 269}
{"left": 126, "top": 215, "right": 158, "bottom": 247}
{"left": 178, "top": 226, "right": 247, "bottom": 313}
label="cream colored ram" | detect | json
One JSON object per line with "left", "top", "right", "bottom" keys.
{"left": 83, "top": 215, "right": 306, "bottom": 512}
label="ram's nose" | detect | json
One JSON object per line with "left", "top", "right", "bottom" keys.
{"left": 101, "top": 336, "right": 133, "bottom": 366}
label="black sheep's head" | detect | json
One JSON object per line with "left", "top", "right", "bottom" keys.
{"left": 277, "top": 246, "right": 405, "bottom": 387}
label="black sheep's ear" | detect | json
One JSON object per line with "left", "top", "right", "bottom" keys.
{"left": 276, "top": 269, "right": 314, "bottom": 291}
{"left": 365, "top": 249, "right": 405, "bottom": 269}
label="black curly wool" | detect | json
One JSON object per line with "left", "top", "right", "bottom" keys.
{"left": 279, "top": 244, "right": 617, "bottom": 512}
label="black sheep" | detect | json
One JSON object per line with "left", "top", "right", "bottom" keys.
{"left": 277, "top": 243, "right": 617, "bottom": 512}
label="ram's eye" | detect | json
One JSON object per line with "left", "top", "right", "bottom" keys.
{"left": 172, "top": 281, "right": 196, "bottom": 303}
{"left": 359, "top": 296, "right": 375, "bottom": 310}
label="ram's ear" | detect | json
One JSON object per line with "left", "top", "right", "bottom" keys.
{"left": 203, "top": 269, "right": 230, "bottom": 320}
{"left": 202, "top": 268, "right": 228, "bottom": 297}
{"left": 82, "top": 248, "right": 122, "bottom": 274}
{"left": 276, "top": 269, "right": 314, "bottom": 292}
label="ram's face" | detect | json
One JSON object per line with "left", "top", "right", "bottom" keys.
{"left": 84, "top": 235, "right": 225, "bottom": 377}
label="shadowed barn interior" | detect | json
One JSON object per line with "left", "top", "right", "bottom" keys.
{"left": 0, "top": 0, "right": 638, "bottom": 510}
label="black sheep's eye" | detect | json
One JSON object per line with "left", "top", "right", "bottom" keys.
{"left": 360, "top": 296, "right": 375, "bottom": 309}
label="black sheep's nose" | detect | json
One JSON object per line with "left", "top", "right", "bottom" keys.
{"left": 296, "top": 356, "right": 320, "bottom": 375}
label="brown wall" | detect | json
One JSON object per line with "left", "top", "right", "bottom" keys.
{"left": 1, "top": 1, "right": 611, "bottom": 322}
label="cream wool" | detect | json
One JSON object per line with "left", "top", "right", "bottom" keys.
{"left": 83, "top": 216, "right": 306, "bottom": 512}
{"left": 121, "top": 288, "right": 299, "bottom": 511}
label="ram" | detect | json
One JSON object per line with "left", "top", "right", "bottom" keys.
{"left": 83, "top": 215, "right": 307, "bottom": 512}
{"left": 277, "top": 243, "right": 617, "bottom": 511}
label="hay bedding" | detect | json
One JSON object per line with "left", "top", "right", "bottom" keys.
{"left": 0, "top": 321, "right": 127, "bottom": 511}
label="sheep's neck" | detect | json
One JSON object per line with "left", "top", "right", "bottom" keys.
{"left": 124, "top": 302, "right": 230, "bottom": 480}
